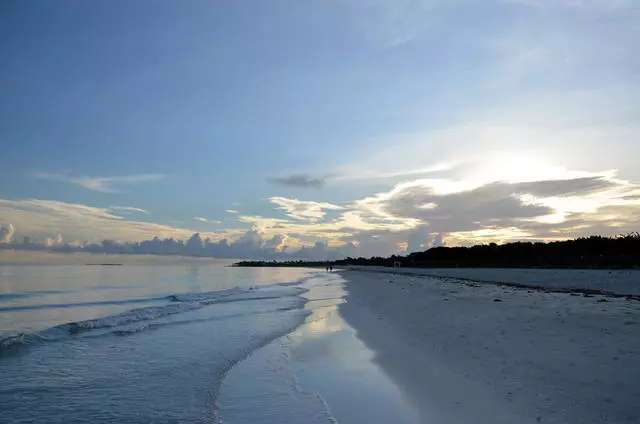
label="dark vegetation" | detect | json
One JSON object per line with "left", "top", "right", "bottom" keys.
{"left": 235, "top": 233, "right": 640, "bottom": 269}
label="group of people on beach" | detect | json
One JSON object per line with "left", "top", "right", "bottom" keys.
{"left": 325, "top": 265, "right": 333, "bottom": 272}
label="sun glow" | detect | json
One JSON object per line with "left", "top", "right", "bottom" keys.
{"left": 468, "top": 151, "right": 581, "bottom": 184}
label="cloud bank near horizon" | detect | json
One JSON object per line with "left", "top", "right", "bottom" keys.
{"left": 2, "top": 169, "right": 639, "bottom": 259}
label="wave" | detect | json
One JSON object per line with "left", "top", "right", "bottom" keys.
{"left": 0, "top": 289, "right": 73, "bottom": 303}
{"left": 0, "top": 296, "right": 169, "bottom": 312}
{"left": 109, "top": 304, "right": 306, "bottom": 337}
{"left": 167, "top": 287, "right": 247, "bottom": 302}
{"left": 0, "top": 282, "right": 308, "bottom": 356}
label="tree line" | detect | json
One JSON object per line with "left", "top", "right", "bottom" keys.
{"left": 333, "top": 233, "right": 640, "bottom": 269}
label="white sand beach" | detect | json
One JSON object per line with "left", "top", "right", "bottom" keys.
{"left": 339, "top": 269, "right": 640, "bottom": 424}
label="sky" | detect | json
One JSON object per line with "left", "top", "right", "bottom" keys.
{"left": 1, "top": 0, "right": 639, "bottom": 257}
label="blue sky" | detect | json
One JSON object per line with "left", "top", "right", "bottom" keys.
{"left": 1, "top": 0, "right": 639, "bottom": 256}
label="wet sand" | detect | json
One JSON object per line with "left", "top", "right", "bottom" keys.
{"left": 217, "top": 272, "right": 421, "bottom": 424}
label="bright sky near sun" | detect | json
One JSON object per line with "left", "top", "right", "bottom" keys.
{"left": 1, "top": 0, "right": 639, "bottom": 256}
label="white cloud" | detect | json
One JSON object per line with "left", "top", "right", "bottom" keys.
{"left": 34, "top": 172, "right": 165, "bottom": 193}
{"left": 225, "top": 209, "right": 239, "bottom": 214}
{"left": 109, "top": 205, "right": 150, "bottom": 214}
{"left": 269, "top": 197, "right": 343, "bottom": 222}
{"left": 44, "top": 234, "right": 64, "bottom": 247}
{"left": 0, "top": 198, "right": 234, "bottom": 243}
{"left": 237, "top": 215, "right": 292, "bottom": 230}
{"left": 264, "top": 234, "right": 288, "bottom": 252}
{"left": 194, "top": 217, "right": 222, "bottom": 224}
{"left": 331, "top": 162, "right": 456, "bottom": 183}
{"left": 237, "top": 196, "right": 420, "bottom": 246}
{"left": 0, "top": 223, "right": 15, "bottom": 243}
{"left": 233, "top": 228, "right": 264, "bottom": 250}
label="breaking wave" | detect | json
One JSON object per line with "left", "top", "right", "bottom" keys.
{"left": 0, "top": 282, "right": 307, "bottom": 356}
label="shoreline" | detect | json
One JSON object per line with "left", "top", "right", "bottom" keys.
{"left": 338, "top": 270, "right": 640, "bottom": 424}
{"left": 217, "top": 271, "right": 421, "bottom": 424}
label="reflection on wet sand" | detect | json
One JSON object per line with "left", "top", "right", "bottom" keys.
{"left": 218, "top": 272, "right": 421, "bottom": 424}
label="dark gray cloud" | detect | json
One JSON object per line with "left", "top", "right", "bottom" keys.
{"left": 267, "top": 174, "right": 325, "bottom": 189}
{"left": 513, "top": 177, "right": 616, "bottom": 198}
{"left": 407, "top": 225, "right": 430, "bottom": 252}
{"left": 377, "top": 176, "right": 634, "bottom": 236}
{"left": 264, "top": 234, "right": 286, "bottom": 250}
{"left": 383, "top": 182, "right": 553, "bottom": 233}
{"left": 622, "top": 194, "right": 640, "bottom": 201}
{"left": 485, "top": 202, "right": 640, "bottom": 240}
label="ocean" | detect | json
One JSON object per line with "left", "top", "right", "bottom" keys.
{"left": 0, "top": 262, "right": 419, "bottom": 424}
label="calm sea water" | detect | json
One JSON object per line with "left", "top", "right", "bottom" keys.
{"left": 0, "top": 264, "right": 311, "bottom": 337}
{"left": 0, "top": 262, "right": 420, "bottom": 424}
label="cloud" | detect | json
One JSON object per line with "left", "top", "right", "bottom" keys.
{"left": 510, "top": 203, "right": 640, "bottom": 241}
{"left": 233, "top": 228, "right": 264, "bottom": 250}
{"left": 512, "top": 177, "right": 616, "bottom": 198}
{"left": 264, "top": 234, "right": 288, "bottom": 252}
{"left": 44, "top": 234, "right": 64, "bottom": 247}
{"left": 266, "top": 174, "right": 325, "bottom": 189}
{"left": 0, "top": 198, "right": 235, "bottom": 243}
{"left": 353, "top": 174, "right": 640, "bottom": 246}
{"left": 194, "top": 217, "right": 222, "bottom": 224}
{"left": 34, "top": 172, "right": 165, "bottom": 193}
{"left": 5, "top": 171, "right": 640, "bottom": 258}
{"left": 269, "top": 197, "right": 343, "bottom": 222}
{"left": 259, "top": 173, "right": 637, "bottom": 250}
{"left": 236, "top": 196, "right": 420, "bottom": 247}
{"left": 407, "top": 225, "right": 431, "bottom": 252}
{"left": 225, "top": 209, "right": 239, "bottom": 214}
{"left": 109, "top": 205, "right": 150, "bottom": 214}
{"left": 365, "top": 176, "right": 637, "bottom": 235}
{"left": 381, "top": 182, "right": 553, "bottom": 231}
{"left": 332, "top": 162, "right": 457, "bottom": 183}
{"left": 0, "top": 223, "right": 15, "bottom": 243}
{"left": 236, "top": 215, "right": 296, "bottom": 234}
